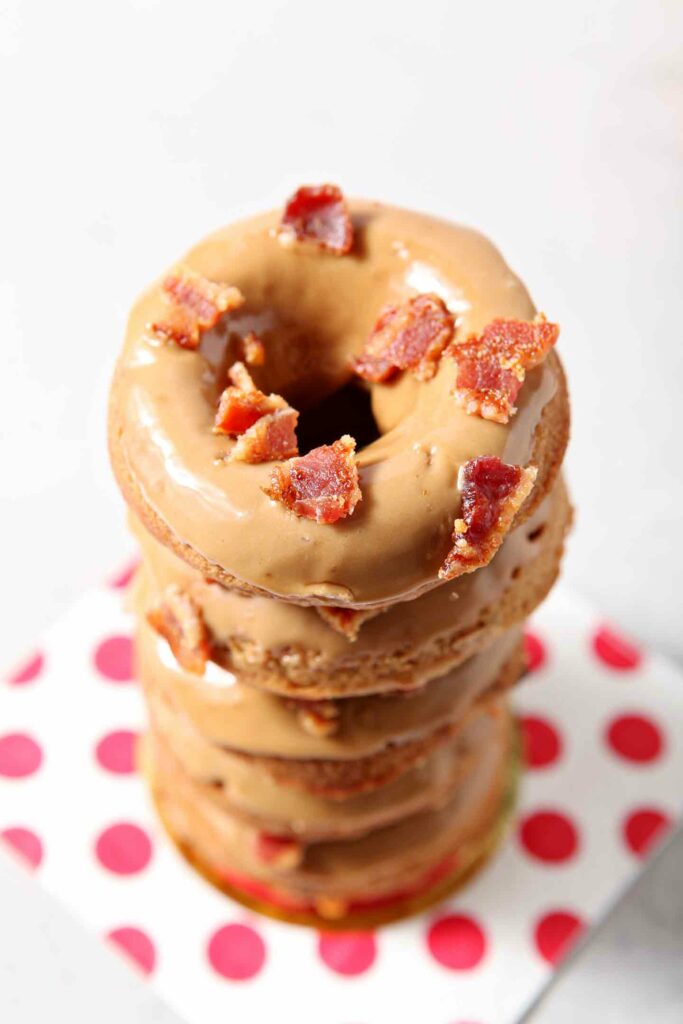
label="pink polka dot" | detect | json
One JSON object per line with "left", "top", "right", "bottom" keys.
{"left": 6, "top": 652, "right": 44, "bottom": 685}
{"left": 95, "top": 823, "right": 152, "bottom": 875}
{"left": 426, "top": 914, "right": 487, "bottom": 971}
{"left": 606, "top": 713, "right": 664, "bottom": 764}
{"left": 623, "top": 808, "right": 672, "bottom": 858}
{"left": 207, "top": 923, "right": 266, "bottom": 981}
{"left": 95, "top": 730, "right": 137, "bottom": 774}
{"left": 1, "top": 827, "right": 43, "bottom": 869}
{"left": 318, "top": 931, "right": 377, "bottom": 976}
{"left": 524, "top": 631, "right": 546, "bottom": 672}
{"left": 109, "top": 559, "right": 140, "bottom": 590}
{"left": 107, "top": 926, "right": 156, "bottom": 975}
{"left": 519, "top": 810, "right": 579, "bottom": 863}
{"left": 0, "top": 733, "right": 43, "bottom": 778}
{"left": 534, "top": 910, "right": 585, "bottom": 965}
{"left": 521, "top": 715, "right": 562, "bottom": 769}
{"left": 94, "top": 635, "right": 134, "bottom": 683}
{"left": 592, "top": 625, "right": 642, "bottom": 670}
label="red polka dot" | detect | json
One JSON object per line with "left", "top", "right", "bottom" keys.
{"left": 318, "top": 932, "right": 377, "bottom": 976}
{"left": 6, "top": 652, "right": 44, "bottom": 685}
{"left": 207, "top": 923, "right": 266, "bottom": 981}
{"left": 519, "top": 810, "right": 579, "bottom": 863}
{"left": 623, "top": 808, "right": 672, "bottom": 858}
{"left": 95, "top": 823, "right": 152, "bottom": 875}
{"left": 534, "top": 910, "right": 585, "bottom": 965}
{"left": 0, "top": 733, "right": 43, "bottom": 778}
{"left": 426, "top": 914, "right": 487, "bottom": 971}
{"left": 109, "top": 559, "right": 140, "bottom": 590}
{"left": 592, "top": 625, "right": 642, "bottom": 670}
{"left": 1, "top": 827, "right": 43, "bottom": 869}
{"left": 107, "top": 926, "right": 156, "bottom": 975}
{"left": 95, "top": 730, "right": 137, "bottom": 774}
{"left": 606, "top": 713, "right": 664, "bottom": 764}
{"left": 524, "top": 631, "right": 546, "bottom": 672}
{"left": 94, "top": 635, "right": 134, "bottom": 683}
{"left": 521, "top": 716, "right": 562, "bottom": 769}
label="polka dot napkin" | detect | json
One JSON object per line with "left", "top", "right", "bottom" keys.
{"left": 1, "top": 575, "right": 681, "bottom": 1024}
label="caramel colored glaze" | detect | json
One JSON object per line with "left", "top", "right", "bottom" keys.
{"left": 110, "top": 201, "right": 564, "bottom": 607}
{"left": 147, "top": 691, "right": 499, "bottom": 841}
{"left": 132, "top": 479, "right": 568, "bottom": 696}
{"left": 146, "top": 704, "right": 512, "bottom": 901}
{"left": 136, "top": 620, "right": 520, "bottom": 760}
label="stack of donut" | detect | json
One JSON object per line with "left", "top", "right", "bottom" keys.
{"left": 109, "top": 186, "right": 571, "bottom": 926}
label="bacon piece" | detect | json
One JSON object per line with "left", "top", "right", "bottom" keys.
{"left": 242, "top": 331, "right": 265, "bottom": 366}
{"left": 448, "top": 315, "right": 559, "bottom": 424}
{"left": 146, "top": 584, "right": 212, "bottom": 674}
{"left": 214, "top": 362, "right": 299, "bottom": 463}
{"left": 439, "top": 456, "right": 537, "bottom": 581}
{"left": 278, "top": 184, "right": 353, "bottom": 255}
{"left": 265, "top": 435, "right": 361, "bottom": 524}
{"left": 284, "top": 697, "right": 340, "bottom": 738}
{"left": 352, "top": 293, "right": 455, "bottom": 383}
{"left": 230, "top": 407, "right": 299, "bottom": 464}
{"left": 254, "top": 833, "right": 303, "bottom": 870}
{"left": 150, "top": 265, "right": 243, "bottom": 350}
{"left": 316, "top": 605, "right": 378, "bottom": 641}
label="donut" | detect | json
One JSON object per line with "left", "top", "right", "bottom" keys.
{"left": 132, "top": 477, "right": 570, "bottom": 697}
{"left": 136, "top": 620, "right": 523, "bottom": 796}
{"left": 110, "top": 185, "right": 572, "bottom": 927}
{"left": 144, "top": 701, "right": 515, "bottom": 927}
{"left": 109, "top": 194, "right": 569, "bottom": 608}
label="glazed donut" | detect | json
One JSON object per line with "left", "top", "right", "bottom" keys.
{"left": 146, "top": 703, "right": 513, "bottom": 924}
{"left": 131, "top": 477, "right": 570, "bottom": 697}
{"left": 109, "top": 197, "right": 569, "bottom": 608}
{"left": 135, "top": 619, "right": 523, "bottom": 796}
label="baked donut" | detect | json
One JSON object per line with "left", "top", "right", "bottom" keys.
{"left": 109, "top": 194, "right": 569, "bottom": 608}
{"left": 133, "top": 477, "right": 569, "bottom": 697}
{"left": 145, "top": 701, "right": 515, "bottom": 928}
{"left": 136, "top": 620, "right": 523, "bottom": 796}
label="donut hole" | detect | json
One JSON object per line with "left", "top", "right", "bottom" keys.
{"left": 296, "top": 382, "right": 381, "bottom": 454}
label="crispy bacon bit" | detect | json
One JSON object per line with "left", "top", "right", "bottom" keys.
{"left": 316, "top": 605, "right": 376, "bottom": 641}
{"left": 214, "top": 361, "right": 299, "bottom": 463}
{"left": 242, "top": 331, "right": 265, "bottom": 366}
{"left": 439, "top": 457, "right": 537, "bottom": 581}
{"left": 230, "top": 407, "right": 299, "bottom": 464}
{"left": 146, "top": 584, "right": 212, "bottom": 674}
{"left": 278, "top": 184, "right": 353, "bottom": 255}
{"left": 448, "top": 315, "right": 559, "bottom": 424}
{"left": 264, "top": 435, "right": 361, "bottom": 524}
{"left": 284, "top": 697, "right": 340, "bottom": 738}
{"left": 150, "top": 265, "right": 243, "bottom": 350}
{"left": 254, "top": 833, "right": 303, "bottom": 870}
{"left": 352, "top": 294, "right": 455, "bottom": 383}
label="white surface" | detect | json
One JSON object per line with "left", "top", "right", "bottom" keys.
{"left": 1, "top": 1, "right": 682, "bottom": 1021}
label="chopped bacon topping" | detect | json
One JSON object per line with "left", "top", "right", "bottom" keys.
{"left": 264, "top": 435, "right": 361, "bottom": 524}
{"left": 150, "top": 265, "right": 243, "bottom": 350}
{"left": 317, "top": 605, "right": 377, "bottom": 641}
{"left": 254, "top": 833, "right": 303, "bottom": 870}
{"left": 448, "top": 315, "right": 559, "bottom": 424}
{"left": 284, "top": 697, "right": 340, "bottom": 738}
{"left": 241, "top": 330, "right": 265, "bottom": 366}
{"left": 439, "top": 456, "right": 537, "bottom": 581}
{"left": 230, "top": 407, "right": 299, "bottom": 464}
{"left": 146, "top": 584, "right": 212, "bottom": 674}
{"left": 352, "top": 293, "right": 455, "bottom": 383}
{"left": 214, "top": 362, "right": 299, "bottom": 463}
{"left": 278, "top": 184, "right": 353, "bottom": 255}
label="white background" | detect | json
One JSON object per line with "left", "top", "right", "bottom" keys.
{"left": 1, "top": 1, "right": 681, "bottom": 1021}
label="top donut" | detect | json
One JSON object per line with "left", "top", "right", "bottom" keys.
{"left": 109, "top": 185, "right": 569, "bottom": 608}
